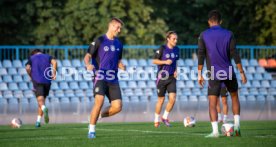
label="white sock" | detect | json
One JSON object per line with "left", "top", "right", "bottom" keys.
{"left": 217, "top": 113, "right": 222, "bottom": 121}
{"left": 154, "top": 113, "right": 160, "bottom": 123}
{"left": 89, "top": 124, "right": 96, "bottom": 133}
{"left": 162, "top": 110, "right": 169, "bottom": 119}
{"left": 211, "top": 121, "right": 218, "bottom": 134}
{"left": 37, "top": 115, "right": 42, "bottom": 123}
{"left": 223, "top": 115, "right": 228, "bottom": 122}
{"left": 41, "top": 105, "right": 46, "bottom": 111}
{"left": 234, "top": 115, "right": 240, "bottom": 128}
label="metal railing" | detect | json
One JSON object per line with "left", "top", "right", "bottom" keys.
{"left": 0, "top": 45, "right": 275, "bottom": 60}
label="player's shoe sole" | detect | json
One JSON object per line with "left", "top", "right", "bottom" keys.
{"left": 161, "top": 117, "right": 171, "bottom": 127}
{"left": 154, "top": 122, "right": 160, "bottom": 128}
{"left": 205, "top": 132, "right": 219, "bottom": 138}
{"left": 43, "top": 107, "right": 49, "bottom": 124}
{"left": 88, "top": 132, "right": 96, "bottom": 139}
{"left": 35, "top": 122, "right": 41, "bottom": 128}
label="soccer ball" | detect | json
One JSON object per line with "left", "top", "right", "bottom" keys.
{"left": 11, "top": 118, "right": 22, "bottom": 128}
{"left": 221, "top": 123, "right": 234, "bottom": 136}
{"left": 183, "top": 116, "right": 196, "bottom": 127}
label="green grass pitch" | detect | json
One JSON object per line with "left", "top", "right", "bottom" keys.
{"left": 1, "top": 121, "right": 276, "bottom": 147}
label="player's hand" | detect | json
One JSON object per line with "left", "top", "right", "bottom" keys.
{"left": 198, "top": 75, "right": 205, "bottom": 88}
{"left": 86, "top": 64, "right": 94, "bottom": 71}
{"left": 52, "top": 74, "right": 56, "bottom": 80}
{"left": 165, "top": 59, "right": 173, "bottom": 65}
{"left": 240, "top": 72, "right": 247, "bottom": 84}
{"left": 118, "top": 62, "right": 126, "bottom": 71}
{"left": 174, "top": 71, "right": 177, "bottom": 78}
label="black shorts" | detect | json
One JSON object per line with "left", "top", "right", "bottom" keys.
{"left": 33, "top": 81, "right": 51, "bottom": 97}
{"left": 156, "top": 76, "right": 176, "bottom": 97}
{"left": 220, "top": 87, "right": 228, "bottom": 97}
{"left": 93, "top": 80, "right": 122, "bottom": 102}
{"left": 208, "top": 78, "right": 238, "bottom": 97}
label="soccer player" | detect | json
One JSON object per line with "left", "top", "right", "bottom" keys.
{"left": 25, "top": 49, "right": 57, "bottom": 128}
{"left": 198, "top": 10, "right": 247, "bottom": 137}
{"left": 153, "top": 31, "right": 179, "bottom": 128}
{"left": 217, "top": 86, "right": 228, "bottom": 123}
{"left": 84, "top": 17, "right": 125, "bottom": 139}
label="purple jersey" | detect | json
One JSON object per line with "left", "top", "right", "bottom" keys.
{"left": 198, "top": 25, "right": 241, "bottom": 80}
{"left": 26, "top": 53, "right": 52, "bottom": 84}
{"left": 154, "top": 45, "right": 179, "bottom": 78}
{"left": 87, "top": 34, "right": 123, "bottom": 83}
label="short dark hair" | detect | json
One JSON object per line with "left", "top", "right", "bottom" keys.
{"left": 30, "top": 49, "right": 42, "bottom": 56}
{"left": 208, "top": 10, "right": 221, "bottom": 23}
{"left": 110, "top": 17, "right": 124, "bottom": 26}
{"left": 166, "top": 31, "right": 177, "bottom": 39}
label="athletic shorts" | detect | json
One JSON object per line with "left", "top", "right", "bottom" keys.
{"left": 156, "top": 76, "right": 176, "bottom": 97}
{"left": 220, "top": 87, "right": 228, "bottom": 97}
{"left": 93, "top": 80, "right": 122, "bottom": 103}
{"left": 208, "top": 78, "right": 238, "bottom": 97}
{"left": 33, "top": 81, "right": 51, "bottom": 97}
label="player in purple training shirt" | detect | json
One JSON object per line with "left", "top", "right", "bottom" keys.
{"left": 197, "top": 10, "right": 247, "bottom": 137}
{"left": 84, "top": 17, "right": 126, "bottom": 139}
{"left": 25, "top": 49, "right": 57, "bottom": 128}
{"left": 153, "top": 31, "right": 179, "bottom": 128}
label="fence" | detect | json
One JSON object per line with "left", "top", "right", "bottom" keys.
{"left": 0, "top": 45, "right": 276, "bottom": 60}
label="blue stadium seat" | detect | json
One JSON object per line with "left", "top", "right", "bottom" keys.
{"left": 0, "top": 68, "right": 8, "bottom": 75}
{"left": 129, "top": 59, "right": 138, "bottom": 66}
{"left": 258, "top": 88, "right": 268, "bottom": 95}
{"left": 255, "top": 67, "right": 265, "bottom": 73}
{"left": 192, "top": 88, "right": 201, "bottom": 96}
{"left": 8, "top": 83, "right": 19, "bottom": 91}
{"left": 147, "top": 59, "right": 154, "bottom": 66}
{"left": 139, "top": 96, "right": 148, "bottom": 102}
{"left": 12, "top": 60, "right": 23, "bottom": 68}
{"left": 8, "top": 98, "right": 18, "bottom": 105}
{"left": 130, "top": 96, "right": 139, "bottom": 102}
{"left": 134, "top": 88, "right": 143, "bottom": 96}
{"left": 13, "top": 91, "right": 24, "bottom": 98}
{"left": 51, "top": 98, "right": 60, "bottom": 103}
{"left": 55, "top": 90, "right": 65, "bottom": 97}
{"left": 243, "top": 81, "right": 252, "bottom": 88}
{"left": 29, "top": 82, "right": 33, "bottom": 89}
{"left": 199, "top": 96, "right": 207, "bottom": 101}
{"left": 56, "top": 59, "right": 62, "bottom": 67}
{"left": 144, "top": 88, "right": 154, "bottom": 96}
{"left": 24, "top": 90, "right": 35, "bottom": 98}
{"left": 179, "top": 95, "right": 188, "bottom": 101}
{"left": 0, "top": 83, "right": 8, "bottom": 90}
{"left": 59, "top": 82, "right": 69, "bottom": 90}
{"left": 7, "top": 68, "right": 17, "bottom": 75}
{"left": 3, "top": 90, "right": 13, "bottom": 99}
{"left": 182, "top": 88, "right": 192, "bottom": 96}
{"left": 128, "top": 81, "right": 137, "bottom": 88}
{"left": 71, "top": 59, "right": 81, "bottom": 67}
{"left": 249, "top": 88, "right": 259, "bottom": 95}
{"left": 3, "top": 75, "right": 13, "bottom": 83}
{"left": 177, "top": 81, "right": 185, "bottom": 88}
{"left": 254, "top": 73, "right": 263, "bottom": 80}
{"left": 137, "top": 81, "right": 147, "bottom": 88}
{"left": 75, "top": 89, "right": 85, "bottom": 97}
{"left": 64, "top": 90, "right": 75, "bottom": 97}
{"left": 263, "top": 73, "right": 272, "bottom": 80}
{"left": 22, "top": 59, "right": 28, "bottom": 66}
{"left": 249, "top": 59, "right": 258, "bottom": 66}
{"left": 3, "top": 60, "right": 12, "bottom": 68}
{"left": 23, "top": 75, "right": 31, "bottom": 82}
{"left": 189, "top": 95, "right": 198, "bottom": 101}
{"left": 266, "top": 95, "right": 275, "bottom": 101}
{"left": 147, "top": 81, "right": 156, "bottom": 88}
{"left": 70, "top": 97, "right": 80, "bottom": 103}
{"left": 239, "top": 96, "right": 246, "bottom": 101}
{"left": 252, "top": 81, "right": 261, "bottom": 87}
{"left": 121, "top": 59, "right": 129, "bottom": 66}
{"left": 178, "top": 59, "right": 185, "bottom": 66}
{"left": 21, "top": 98, "right": 29, "bottom": 104}
{"left": 186, "top": 81, "right": 194, "bottom": 88}
{"left": 13, "top": 75, "right": 23, "bottom": 82}
{"left": 247, "top": 67, "right": 255, "bottom": 73}
{"left": 240, "top": 88, "right": 249, "bottom": 95}
{"left": 124, "top": 89, "right": 134, "bottom": 96}
{"left": 62, "top": 59, "right": 72, "bottom": 67}
{"left": 18, "top": 67, "right": 27, "bottom": 75}
{"left": 261, "top": 80, "right": 270, "bottom": 88}
{"left": 0, "top": 98, "right": 8, "bottom": 105}
{"left": 51, "top": 82, "right": 59, "bottom": 90}
{"left": 245, "top": 74, "right": 253, "bottom": 80}
{"left": 271, "top": 81, "right": 276, "bottom": 87}
{"left": 185, "top": 59, "right": 194, "bottom": 66}
{"left": 60, "top": 97, "right": 70, "bottom": 103}
{"left": 138, "top": 59, "right": 148, "bottom": 66}
{"left": 256, "top": 95, "right": 265, "bottom": 101}
{"left": 241, "top": 59, "right": 249, "bottom": 66}
{"left": 79, "top": 81, "right": 89, "bottom": 90}
{"left": 247, "top": 95, "right": 256, "bottom": 101}
{"left": 69, "top": 82, "right": 79, "bottom": 90}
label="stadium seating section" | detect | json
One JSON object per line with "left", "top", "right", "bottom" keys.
{"left": 0, "top": 59, "right": 275, "bottom": 105}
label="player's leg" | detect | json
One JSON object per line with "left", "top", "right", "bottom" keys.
{"left": 205, "top": 80, "right": 220, "bottom": 138}
{"left": 221, "top": 96, "right": 228, "bottom": 123}
{"left": 216, "top": 98, "right": 222, "bottom": 122}
{"left": 100, "top": 83, "right": 122, "bottom": 117}
{"left": 155, "top": 80, "right": 166, "bottom": 127}
{"left": 88, "top": 80, "right": 106, "bottom": 139}
{"left": 36, "top": 96, "right": 44, "bottom": 127}
{"left": 224, "top": 78, "right": 240, "bottom": 136}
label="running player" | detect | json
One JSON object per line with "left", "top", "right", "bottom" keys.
{"left": 25, "top": 49, "right": 57, "bottom": 128}
{"left": 198, "top": 10, "right": 247, "bottom": 137}
{"left": 153, "top": 31, "right": 179, "bottom": 128}
{"left": 84, "top": 17, "right": 125, "bottom": 139}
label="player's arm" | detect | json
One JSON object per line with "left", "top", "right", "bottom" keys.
{"left": 229, "top": 32, "right": 247, "bottom": 84}
{"left": 118, "top": 60, "right": 126, "bottom": 71}
{"left": 198, "top": 33, "right": 206, "bottom": 87}
{"left": 152, "top": 46, "right": 172, "bottom": 65}
{"left": 51, "top": 58, "right": 57, "bottom": 80}
{"left": 84, "top": 39, "right": 99, "bottom": 71}
{"left": 25, "top": 59, "right": 32, "bottom": 79}
{"left": 174, "top": 62, "right": 178, "bottom": 78}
